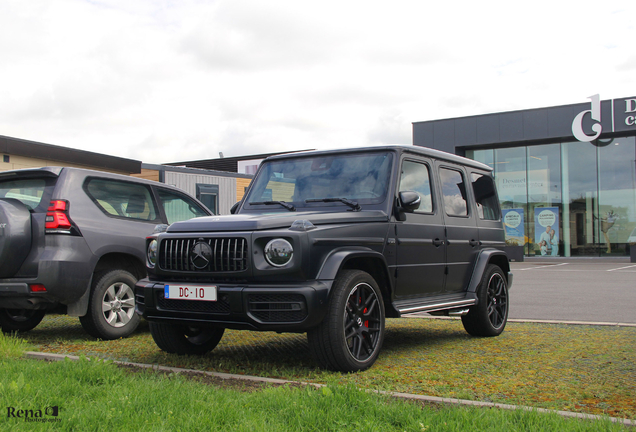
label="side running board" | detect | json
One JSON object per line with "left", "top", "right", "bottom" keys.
{"left": 394, "top": 295, "right": 477, "bottom": 315}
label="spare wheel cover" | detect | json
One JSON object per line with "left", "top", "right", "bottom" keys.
{"left": 0, "top": 198, "right": 33, "bottom": 278}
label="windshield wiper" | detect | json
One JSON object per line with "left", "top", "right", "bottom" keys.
{"left": 250, "top": 201, "right": 296, "bottom": 212}
{"left": 305, "top": 198, "right": 361, "bottom": 212}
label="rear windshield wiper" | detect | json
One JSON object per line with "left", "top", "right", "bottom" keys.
{"left": 250, "top": 201, "right": 296, "bottom": 212}
{"left": 305, "top": 198, "right": 361, "bottom": 212}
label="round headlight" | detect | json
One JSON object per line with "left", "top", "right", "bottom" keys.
{"left": 147, "top": 239, "right": 158, "bottom": 266}
{"left": 264, "top": 239, "right": 293, "bottom": 267}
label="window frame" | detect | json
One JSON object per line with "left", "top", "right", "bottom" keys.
{"left": 438, "top": 166, "right": 470, "bottom": 218}
{"left": 196, "top": 183, "right": 219, "bottom": 215}
{"left": 83, "top": 177, "right": 161, "bottom": 222}
{"left": 469, "top": 171, "right": 501, "bottom": 221}
{"left": 398, "top": 158, "right": 436, "bottom": 215}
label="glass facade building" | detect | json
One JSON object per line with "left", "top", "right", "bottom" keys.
{"left": 413, "top": 96, "right": 636, "bottom": 258}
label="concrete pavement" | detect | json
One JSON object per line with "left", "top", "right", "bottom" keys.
{"left": 509, "top": 258, "right": 636, "bottom": 324}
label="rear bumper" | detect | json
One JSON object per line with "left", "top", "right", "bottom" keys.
{"left": 135, "top": 278, "right": 333, "bottom": 332}
{"left": 0, "top": 239, "right": 94, "bottom": 309}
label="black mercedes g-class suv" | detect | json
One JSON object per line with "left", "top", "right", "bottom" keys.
{"left": 136, "top": 145, "right": 512, "bottom": 371}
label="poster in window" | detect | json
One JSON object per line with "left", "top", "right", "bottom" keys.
{"left": 502, "top": 208, "right": 525, "bottom": 246}
{"left": 534, "top": 207, "right": 559, "bottom": 256}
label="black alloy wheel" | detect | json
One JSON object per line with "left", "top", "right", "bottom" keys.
{"left": 343, "top": 281, "right": 383, "bottom": 363}
{"left": 486, "top": 271, "right": 508, "bottom": 329}
{"left": 461, "top": 264, "right": 509, "bottom": 337}
{"left": 308, "top": 270, "right": 385, "bottom": 372}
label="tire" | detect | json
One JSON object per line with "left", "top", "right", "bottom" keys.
{"left": 149, "top": 322, "right": 225, "bottom": 355}
{"left": 0, "top": 199, "right": 32, "bottom": 278}
{"left": 0, "top": 309, "right": 46, "bottom": 333}
{"left": 461, "top": 264, "right": 509, "bottom": 337}
{"left": 307, "top": 270, "right": 385, "bottom": 372}
{"left": 79, "top": 269, "right": 140, "bottom": 340}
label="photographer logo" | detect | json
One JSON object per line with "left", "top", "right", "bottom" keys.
{"left": 6, "top": 405, "right": 61, "bottom": 423}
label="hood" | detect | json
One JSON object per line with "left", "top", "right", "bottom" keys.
{"left": 167, "top": 210, "right": 389, "bottom": 233}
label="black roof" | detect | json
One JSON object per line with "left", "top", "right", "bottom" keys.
{"left": 263, "top": 145, "right": 492, "bottom": 171}
{"left": 0, "top": 135, "right": 141, "bottom": 174}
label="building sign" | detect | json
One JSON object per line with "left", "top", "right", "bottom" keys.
{"left": 572, "top": 94, "right": 636, "bottom": 142}
{"left": 496, "top": 170, "right": 548, "bottom": 203}
{"left": 534, "top": 207, "right": 559, "bottom": 256}
{"left": 502, "top": 208, "right": 525, "bottom": 247}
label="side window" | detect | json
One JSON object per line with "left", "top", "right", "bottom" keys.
{"left": 471, "top": 173, "right": 500, "bottom": 220}
{"left": 439, "top": 168, "right": 468, "bottom": 217}
{"left": 86, "top": 179, "right": 157, "bottom": 221}
{"left": 157, "top": 189, "right": 209, "bottom": 224}
{"left": 398, "top": 160, "right": 433, "bottom": 213}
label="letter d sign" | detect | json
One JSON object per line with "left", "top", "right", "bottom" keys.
{"left": 572, "top": 94, "right": 602, "bottom": 142}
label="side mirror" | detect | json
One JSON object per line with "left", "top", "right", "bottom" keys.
{"left": 230, "top": 201, "right": 241, "bottom": 214}
{"left": 398, "top": 191, "right": 421, "bottom": 212}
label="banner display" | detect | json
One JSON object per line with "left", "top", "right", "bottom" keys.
{"left": 502, "top": 208, "right": 525, "bottom": 246}
{"left": 534, "top": 207, "right": 559, "bottom": 256}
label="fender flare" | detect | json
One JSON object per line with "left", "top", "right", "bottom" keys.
{"left": 316, "top": 247, "right": 393, "bottom": 290}
{"left": 316, "top": 247, "right": 388, "bottom": 280}
{"left": 467, "top": 249, "right": 511, "bottom": 293}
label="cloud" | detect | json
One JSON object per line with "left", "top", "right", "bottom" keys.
{"left": 0, "top": 0, "right": 634, "bottom": 164}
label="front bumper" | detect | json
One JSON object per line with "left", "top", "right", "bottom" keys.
{"left": 134, "top": 278, "right": 333, "bottom": 332}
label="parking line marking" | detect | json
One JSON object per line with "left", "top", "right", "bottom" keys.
{"left": 517, "top": 263, "right": 569, "bottom": 271}
{"left": 607, "top": 264, "right": 636, "bottom": 272}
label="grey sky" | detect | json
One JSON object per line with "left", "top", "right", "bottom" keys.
{"left": 0, "top": 0, "right": 633, "bottom": 164}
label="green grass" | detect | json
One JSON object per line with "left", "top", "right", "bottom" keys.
{"left": 14, "top": 315, "right": 636, "bottom": 420}
{"left": 0, "top": 332, "right": 630, "bottom": 431}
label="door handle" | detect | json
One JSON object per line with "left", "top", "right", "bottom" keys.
{"left": 469, "top": 239, "right": 481, "bottom": 247}
{"left": 432, "top": 238, "right": 444, "bottom": 247}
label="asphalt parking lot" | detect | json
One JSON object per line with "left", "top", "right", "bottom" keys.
{"left": 508, "top": 258, "right": 636, "bottom": 324}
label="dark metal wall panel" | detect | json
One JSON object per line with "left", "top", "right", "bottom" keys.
{"left": 476, "top": 114, "right": 500, "bottom": 145}
{"left": 412, "top": 122, "right": 434, "bottom": 149}
{"left": 522, "top": 110, "right": 549, "bottom": 141}
{"left": 499, "top": 111, "right": 524, "bottom": 143}
{"left": 455, "top": 117, "right": 477, "bottom": 147}
{"left": 547, "top": 105, "right": 578, "bottom": 138}
{"left": 412, "top": 96, "right": 636, "bottom": 154}
{"left": 433, "top": 119, "right": 455, "bottom": 152}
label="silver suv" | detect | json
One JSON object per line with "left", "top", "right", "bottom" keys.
{"left": 0, "top": 167, "right": 211, "bottom": 338}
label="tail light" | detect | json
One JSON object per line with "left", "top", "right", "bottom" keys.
{"left": 29, "top": 284, "right": 47, "bottom": 292}
{"left": 45, "top": 200, "right": 79, "bottom": 235}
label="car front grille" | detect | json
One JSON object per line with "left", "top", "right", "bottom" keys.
{"left": 159, "top": 237, "right": 248, "bottom": 272}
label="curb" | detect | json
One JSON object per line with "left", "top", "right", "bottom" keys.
{"left": 24, "top": 351, "right": 635, "bottom": 427}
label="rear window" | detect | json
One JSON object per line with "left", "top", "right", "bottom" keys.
{"left": 0, "top": 178, "right": 52, "bottom": 211}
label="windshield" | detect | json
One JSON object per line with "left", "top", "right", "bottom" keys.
{"left": 244, "top": 151, "right": 394, "bottom": 211}
{"left": 0, "top": 178, "right": 53, "bottom": 211}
